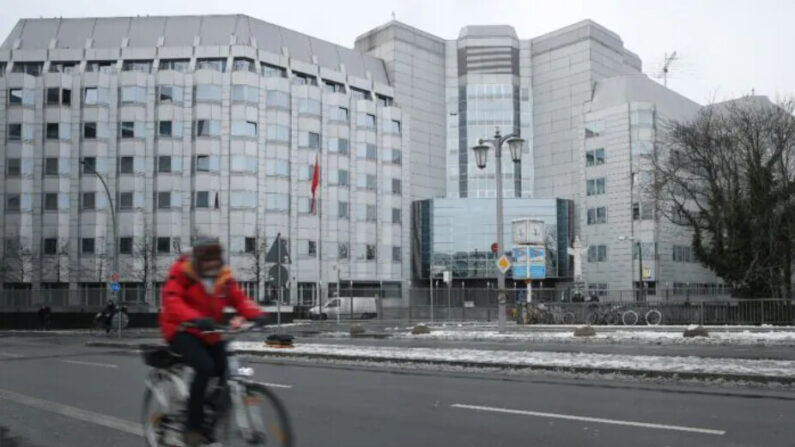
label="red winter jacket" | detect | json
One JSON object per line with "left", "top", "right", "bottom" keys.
{"left": 159, "top": 256, "right": 264, "bottom": 345}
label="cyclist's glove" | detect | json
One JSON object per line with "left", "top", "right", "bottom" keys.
{"left": 193, "top": 318, "right": 216, "bottom": 332}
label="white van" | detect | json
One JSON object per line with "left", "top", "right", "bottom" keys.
{"left": 309, "top": 297, "right": 377, "bottom": 320}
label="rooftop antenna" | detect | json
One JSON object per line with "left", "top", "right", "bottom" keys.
{"left": 660, "top": 51, "right": 678, "bottom": 88}
{"left": 391, "top": 11, "right": 396, "bottom": 20}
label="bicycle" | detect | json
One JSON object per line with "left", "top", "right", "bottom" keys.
{"left": 140, "top": 322, "right": 293, "bottom": 447}
{"left": 644, "top": 308, "right": 663, "bottom": 325}
{"left": 90, "top": 310, "right": 129, "bottom": 336}
{"left": 586, "top": 304, "right": 623, "bottom": 325}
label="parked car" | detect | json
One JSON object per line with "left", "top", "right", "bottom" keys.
{"left": 309, "top": 297, "right": 377, "bottom": 320}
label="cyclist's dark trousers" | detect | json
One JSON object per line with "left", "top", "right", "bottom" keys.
{"left": 169, "top": 332, "right": 227, "bottom": 431}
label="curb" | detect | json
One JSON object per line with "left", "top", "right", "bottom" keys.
{"left": 86, "top": 341, "right": 795, "bottom": 386}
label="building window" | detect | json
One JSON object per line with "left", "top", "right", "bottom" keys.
{"left": 194, "top": 85, "right": 223, "bottom": 102}
{"left": 298, "top": 98, "right": 321, "bottom": 115}
{"left": 195, "top": 191, "right": 209, "bottom": 208}
{"left": 392, "top": 247, "right": 402, "bottom": 262}
{"left": 119, "top": 237, "right": 133, "bottom": 255}
{"left": 633, "top": 202, "right": 654, "bottom": 220}
{"left": 585, "top": 148, "right": 605, "bottom": 166}
{"left": 158, "top": 85, "right": 183, "bottom": 103}
{"left": 156, "top": 237, "right": 171, "bottom": 254}
{"left": 292, "top": 72, "right": 317, "bottom": 86}
{"left": 43, "top": 238, "right": 58, "bottom": 255}
{"left": 49, "top": 61, "right": 77, "bottom": 73}
{"left": 350, "top": 87, "right": 372, "bottom": 101}
{"left": 329, "top": 137, "right": 350, "bottom": 154}
{"left": 265, "top": 159, "right": 289, "bottom": 177}
{"left": 322, "top": 80, "right": 346, "bottom": 93}
{"left": 265, "top": 193, "right": 289, "bottom": 211}
{"left": 338, "top": 169, "right": 350, "bottom": 187}
{"left": 7, "top": 123, "right": 21, "bottom": 140}
{"left": 377, "top": 94, "right": 393, "bottom": 107}
{"left": 389, "top": 120, "right": 401, "bottom": 134}
{"left": 159, "top": 59, "right": 190, "bottom": 72}
{"left": 6, "top": 158, "right": 21, "bottom": 176}
{"left": 357, "top": 143, "right": 377, "bottom": 160}
{"left": 385, "top": 149, "right": 402, "bottom": 165}
{"left": 120, "top": 86, "right": 147, "bottom": 103}
{"left": 158, "top": 156, "right": 172, "bottom": 173}
{"left": 391, "top": 178, "right": 402, "bottom": 195}
{"left": 231, "top": 85, "right": 259, "bottom": 103}
{"left": 12, "top": 62, "right": 43, "bottom": 76}
{"left": 587, "top": 207, "right": 607, "bottom": 225}
{"left": 83, "top": 87, "right": 98, "bottom": 105}
{"left": 332, "top": 106, "right": 349, "bottom": 122}
{"left": 157, "top": 192, "right": 171, "bottom": 209}
{"left": 233, "top": 57, "right": 256, "bottom": 73}
{"left": 261, "top": 63, "right": 287, "bottom": 78}
{"left": 6, "top": 194, "right": 21, "bottom": 211}
{"left": 195, "top": 155, "right": 217, "bottom": 172}
{"left": 307, "top": 240, "right": 317, "bottom": 258}
{"left": 81, "top": 238, "right": 95, "bottom": 254}
{"left": 366, "top": 244, "right": 376, "bottom": 260}
{"left": 366, "top": 205, "right": 377, "bottom": 222}
{"left": 266, "top": 90, "right": 290, "bottom": 108}
{"left": 82, "top": 157, "right": 96, "bottom": 173}
{"left": 194, "top": 120, "right": 221, "bottom": 137}
{"left": 585, "top": 120, "right": 604, "bottom": 138}
{"left": 42, "top": 193, "right": 58, "bottom": 211}
{"left": 83, "top": 122, "right": 97, "bottom": 139}
{"left": 633, "top": 242, "right": 657, "bottom": 261}
{"left": 673, "top": 245, "right": 694, "bottom": 263}
{"left": 587, "top": 245, "right": 607, "bottom": 262}
{"left": 358, "top": 113, "right": 376, "bottom": 128}
{"left": 196, "top": 58, "right": 226, "bottom": 72}
{"left": 85, "top": 60, "right": 115, "bottom": 73}
{"left": 338, "top": 243, "right": 349, "bottom": 259}
{"left": 81, "top": 192, "right": 95, "bottom": 210}
{"left": 120, "top": 122, "right": 135, "bottom": 138}
{"left": 119, "top": 192, "right": 133, "bottom": 210}
{"left": 358, "top": 174, "right": 377, "bottom": 191}
{"left": 299, "top": 131, "right": 320, "bottom": 149}
{"left": 231, "top": 121, "right": 257, "bottom": 138}
{"left": 586, "top": 178, "right": 606, "bottom": 196}
{"left": 392, "top": 208, "right": 401, "bottom": 224}
{"left": 338, "top": 201, "right": 349, "bottom": 219}
{"left": 44, "top": 158, "right": 59, "bottom": 175}
{"left": 46, "top": 88, "right": 59, "bottom": 105}
{"left": 159, "top": 121, "right": 173, "bottom": 137}
{"left": 44, "top": 122, "right": 58, "bottom": 140}
{"left": 119, "top": 156, "right": 134, "bottom": 174}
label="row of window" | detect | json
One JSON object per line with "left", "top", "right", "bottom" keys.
{"left": 8, "top": 82, "right": 393, "bottom": 108}
{"left": 6, "top": 190, "right": 404, "bottom": 214}
{"left": 587, "top": 242, "right": 687, "bottom": 263}
{"left": 10, "top": 236, "right": 402, "bottom": 262}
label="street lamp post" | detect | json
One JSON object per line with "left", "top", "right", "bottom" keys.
{"left": 80, "top": 161, "right": 118, "bottom": 302}
{"left": 472, "top": 127, "right": 524, "bottom": 332}
{"left": 618, "top": 236, "right": 643, "bottom": 302}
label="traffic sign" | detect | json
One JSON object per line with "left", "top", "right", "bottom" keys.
{"left": 111, "top": 272, "right": 119, "bottom": 282}
{"left": 110, "top": 282, "right": 120, "bottom": 293}
{"left": 491, "top": 242, "right": 499, "bottom": 254}
{"left": 496, "top": 255, "right": 512, "bottom": 274}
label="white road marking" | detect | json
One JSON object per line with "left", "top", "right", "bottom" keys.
{"left": 451, "top": 403, "right": 726, "bottom": 436}
{"left": 0, "top": 352, "right": 21, "bottom": 357}
{"left": 0, "top": 388, "right": 143, "bottom": 436}
{"left": 260, "top": 382, "right": 293, "bottom": 389}
{"left": 60, "top": 359, "right": 119, "bottom": 369}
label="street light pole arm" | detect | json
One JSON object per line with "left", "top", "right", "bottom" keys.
{"left": 79, "top": 161, "right": 119, "bottom": 278}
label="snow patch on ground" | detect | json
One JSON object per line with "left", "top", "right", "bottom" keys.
{"left": 392, "top": 329, "right": 795, "bottom": 346}
{"left": 233, "top": 341, "right": 795, "bottom": 378}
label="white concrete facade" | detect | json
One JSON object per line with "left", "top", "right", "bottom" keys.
{"left": 0, "top": 15, "right": 410, "bottom": 304}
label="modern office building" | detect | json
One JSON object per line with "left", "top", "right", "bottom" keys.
{"left": 358, "top": 20, "right": 723, "bottom": 297}
{"left": 0, "top": 15, "right": 409, "bottom": 306}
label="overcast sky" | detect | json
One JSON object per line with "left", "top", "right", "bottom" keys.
{"left": 1, "top": 0, "right": 792, "bottom": 104}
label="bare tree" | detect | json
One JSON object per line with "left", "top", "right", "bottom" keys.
{"left": 652, "top": 97, "right": 795, "bottom": 297}
{"left": 1, "top": 242, "right": 36, "bottom": 284}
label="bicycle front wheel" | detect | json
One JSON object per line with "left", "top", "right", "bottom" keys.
{"left": 621, "top": 310, "right": 639, "bottom": 326}
{"left": 225, "top": 382, "right": 294, "bottom": 447}
{"left": 645, "top": 309, "right": 663, "bottom": 326}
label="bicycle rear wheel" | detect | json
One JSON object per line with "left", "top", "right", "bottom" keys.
{"left": 225, "top": 382, "right": 293, "bottom": 447}
{"left": 621, "top": 310, "right": 639, "bottom": 326}
{"left": 645, "top": 309, "right": 663, "bottom": 326}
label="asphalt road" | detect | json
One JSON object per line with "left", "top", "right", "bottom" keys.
{"left": 1, "top": 334, "right": 794, "bottom": 446}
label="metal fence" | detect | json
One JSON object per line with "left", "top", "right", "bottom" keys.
{"left": 0, "top": 288, "right": 152, "bottom": 311}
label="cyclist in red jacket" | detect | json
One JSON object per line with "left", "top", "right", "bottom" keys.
{"left": 159, "top": 237, "right": 266, "bottom": 446}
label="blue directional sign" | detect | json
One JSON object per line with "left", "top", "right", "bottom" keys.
{"left": 110, "top": 282, "right": 121, "bottom": 293}
{"left": 512, "top": 246, "right": 546, "bottom": 279}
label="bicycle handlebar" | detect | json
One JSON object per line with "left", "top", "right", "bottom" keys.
{"left": 178, "top": 320, "right": 266, "bottom": 337}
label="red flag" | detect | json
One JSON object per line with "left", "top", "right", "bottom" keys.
{"left": 310, "top": 153, "right": 319, "bottom": 215}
